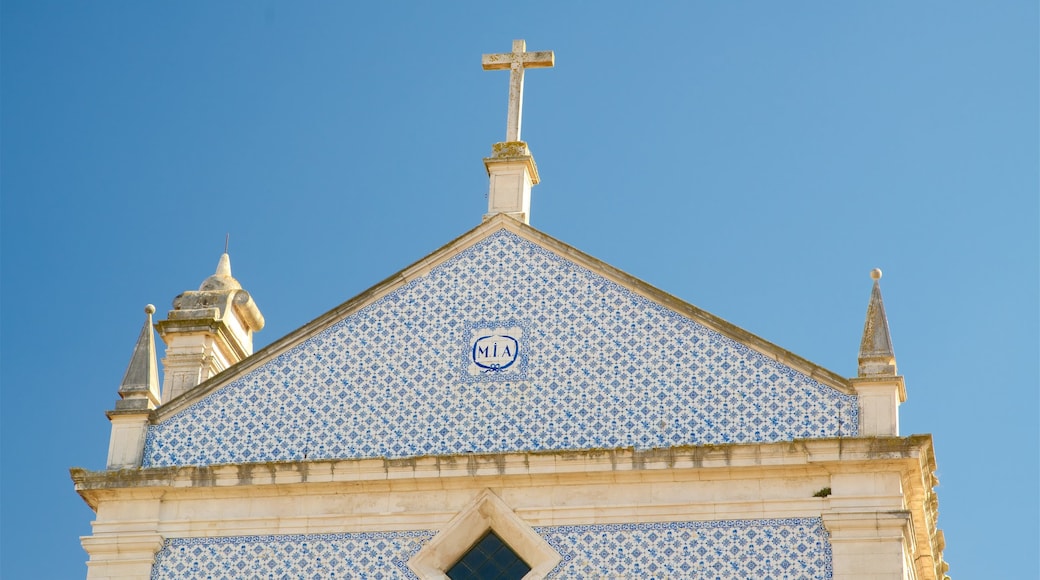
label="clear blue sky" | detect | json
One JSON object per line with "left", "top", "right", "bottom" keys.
{"left": 2, "top": 2, "right": 1036, "bottom": 577}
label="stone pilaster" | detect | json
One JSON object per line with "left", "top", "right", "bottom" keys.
{"left": 81, "top": 493, "right": 164, "bottom": 580}
{"left": 82, "top": 533, "right": 164, "bottom": 580}
{"left": 824, "top": 511, "right": 915, "bottom": 579}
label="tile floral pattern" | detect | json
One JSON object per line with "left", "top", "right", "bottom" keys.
{"left": 149, "top": 531, "right": 432, "bottom": 580}
{"left": 149, "top": 518, "right": 832, "bottom": 579}
{"left": 538, "top": 518, "right": 832, "bottom": 579}
{"left": 143, "top": 229, "right": 857, "bottom": 467}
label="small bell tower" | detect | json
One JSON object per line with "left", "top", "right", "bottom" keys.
{"left": 155, "top": 251, "right": 265, "bottom": 403}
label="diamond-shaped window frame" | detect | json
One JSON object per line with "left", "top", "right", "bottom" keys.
{"left": 409, "top": 489, "right": 561, "bottom": 579}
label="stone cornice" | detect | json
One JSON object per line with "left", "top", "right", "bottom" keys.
{"left": 73, "top": 436, "right": 934, "bottom": 505}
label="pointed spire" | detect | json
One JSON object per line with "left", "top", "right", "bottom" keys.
{"left": 858, "top": 269, "right": 897, "bottom": 377}
{"left": 215, "top": 252, "right": 232, "bottom": 277}
{"left": 199, "top": 252, "right": 241, "bottom": 292}
{"left": 115, "top": 304, "right": 161, "bottom": 410}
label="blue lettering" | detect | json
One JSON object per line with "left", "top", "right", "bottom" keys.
{"left": 472, "top": 333, "right": 520, "bottom": 372}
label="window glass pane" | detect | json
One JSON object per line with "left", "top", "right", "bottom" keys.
{"left": 447, "top": 531, "right": 531, "bottom": 580}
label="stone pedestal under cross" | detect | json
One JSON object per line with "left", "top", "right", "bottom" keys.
{"left": 481, "top": 39, "right": 555, "bottom": 225}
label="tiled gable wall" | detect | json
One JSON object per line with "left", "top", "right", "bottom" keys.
{"left": 144, "top": 230, "right": 856, "bottom": 467}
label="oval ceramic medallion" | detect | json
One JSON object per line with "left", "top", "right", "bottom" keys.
{"left": 467, "top": 324, "right": 524, "bottom": 378}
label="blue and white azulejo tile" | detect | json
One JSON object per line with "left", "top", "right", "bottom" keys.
{"left": 143, "top": 229, "right": 857, "bottom": 468}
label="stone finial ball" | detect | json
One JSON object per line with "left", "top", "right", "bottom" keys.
{"left": 870, "top": 268, "right": 883, "bottom": 280}
{"left": 145, "top": 304, "right": 156, "bottom": 314}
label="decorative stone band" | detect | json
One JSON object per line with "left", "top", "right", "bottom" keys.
{"left": 73, "top": 436, "right": 940, "bottom": 512}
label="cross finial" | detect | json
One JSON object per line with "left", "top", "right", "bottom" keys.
{"left": 482, "top": 39, "right": 554, "bottom": 142}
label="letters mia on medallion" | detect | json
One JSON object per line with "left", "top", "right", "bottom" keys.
{"left": 472, "top": 333, "right": 519, "bottom": 371}
{"left": 466, "top": 324, "right": 524, "bottom": 378}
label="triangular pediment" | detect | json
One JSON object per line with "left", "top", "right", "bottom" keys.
{"left": 144, "top": 215, "right": 857, "bottom": 468}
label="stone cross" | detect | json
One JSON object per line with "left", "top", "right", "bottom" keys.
{"left": 482, "top": 39, "right": 554, "bottom": 143}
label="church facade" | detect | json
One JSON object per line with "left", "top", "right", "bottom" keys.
{"left": 72, "top": 41, "right": 947, "bottom": 579}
